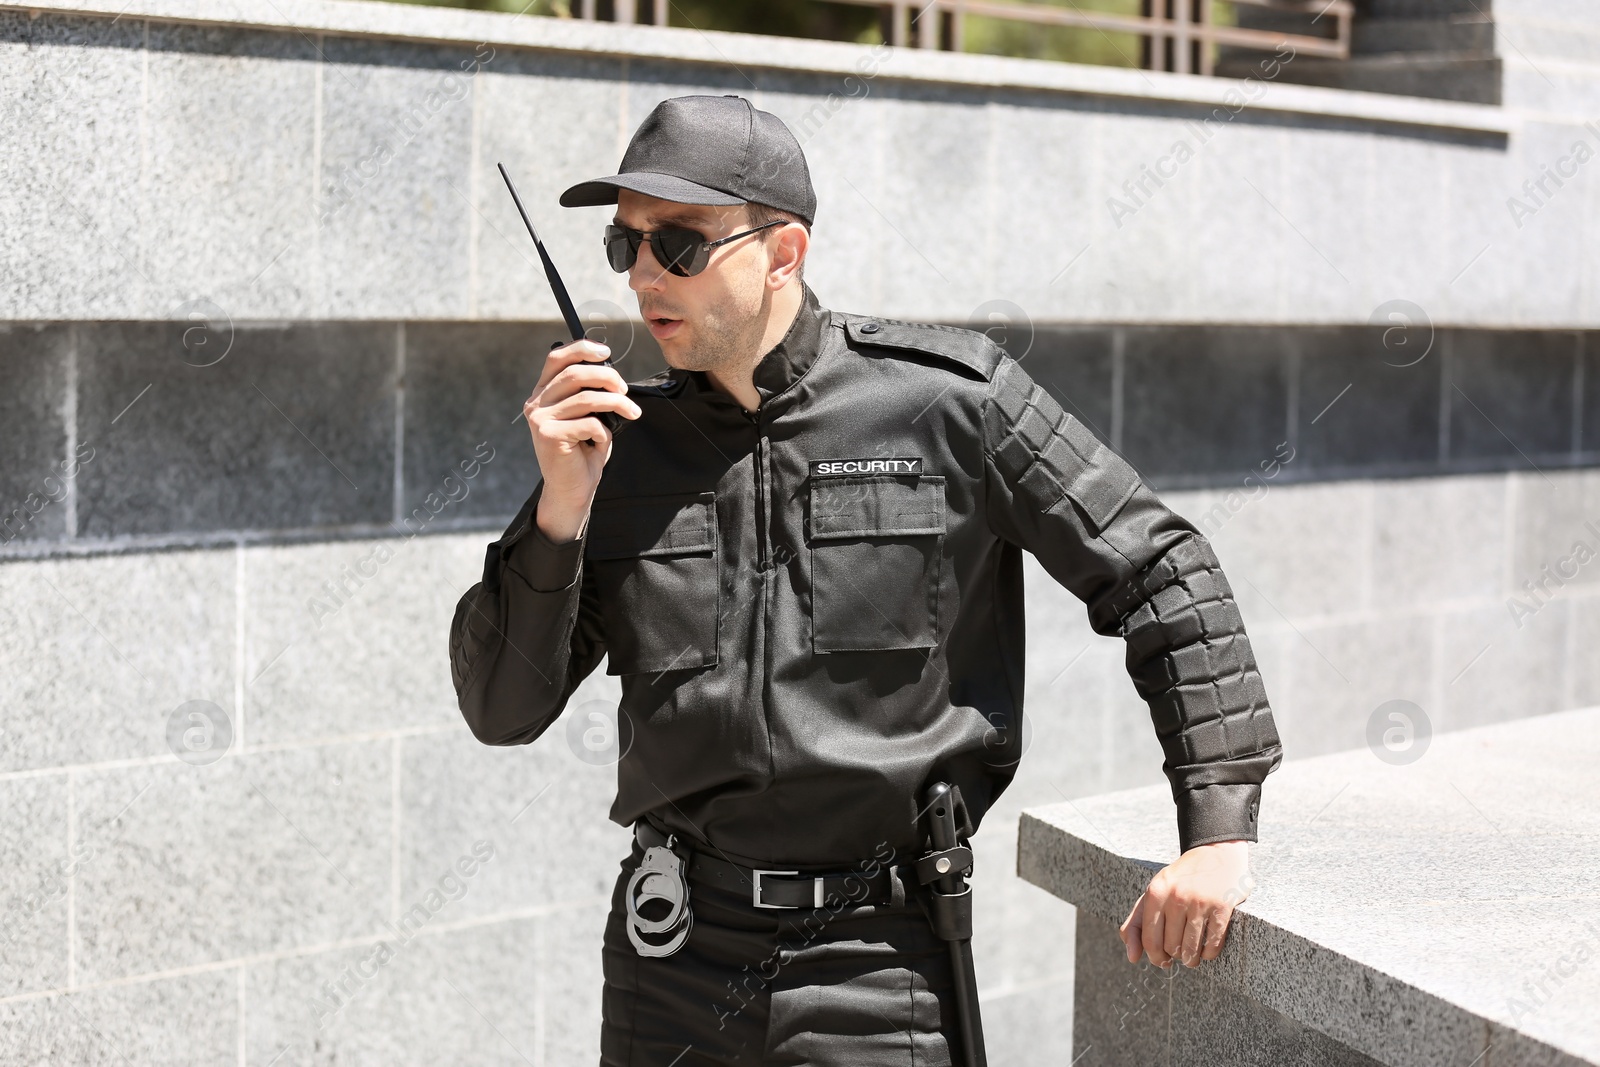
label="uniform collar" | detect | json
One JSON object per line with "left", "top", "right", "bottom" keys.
{"left": 675, "top": 281, "right": 828, "bottom": 410}
{"left": 751, "top": 280, "right": 828, "bottom": 404}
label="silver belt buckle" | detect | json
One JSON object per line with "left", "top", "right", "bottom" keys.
{"left": 752, "top": 869, "right": 825, "bottom": 909}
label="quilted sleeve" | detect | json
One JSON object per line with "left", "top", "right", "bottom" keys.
{"left": 980, "top": 354, "right": 1284, "bottom": 852}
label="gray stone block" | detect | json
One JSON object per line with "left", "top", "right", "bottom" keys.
{"left": 1087, "top": 108, "right": 1203, "bottom": 324}
{"left": 1120, "top": 327, "right": 1289, "bottom": 485}
{"left": 543, "top": 901, "right": 610, "bottom": 1066}
{"left": 993, "top": 552, "right": 1110, "bottom": 823}
{"left": 1447, "top": 330, "right": 1579, "bottom": 464}
{"left": 1486, "top": 1025, "right": 1595, "bottom": 1067}
{"left": 1097, "top": 635, "right": 1177, "bottom": 797}
{"left": 1026, "top": 708, "right": 1600, "bottom": 1067}
{"left": 759, "top": 76, "right": 894, "bottom": 314}
{"left": 0, "top": 775, "right": 68, "bottom": 997}
{"left": 317, "top": 37, "right": 478, "bottom": 319}
{"left": 1278, "top": 612, "right": 1433, "bottom": 759}
{"left": 1238, "top": 919, "right": 1488, "bottom": 1067}
{"left": 1188, "top": 478, "right": 1369, "bottom": 623}
{"left": 1297, "top": 326, "right": 1443, "bottom": 473}
{"left": 472, "top": 48, "right": 631, "bottom": 321}
{"left": 1369, "top": 473, "right": 1507, "bottom": 609}
{"left": 1362, "top": 135, "right": 1453, "bottom": 317}
{"left": 0, "top": 970, "right": 236, "bottom": 1066}
{"left": 969, "top": 819, "right": 1076, "bottom": 996}
{"left": 0, "top": 322, "right": 71, "bottom": 546}
{"left": 142, "top": 22, "right": 319, "bottom": 320}
{"left": 0, "top": 12, "right": 149, "bottom": 320}
{"left": 1360, "top": 0, "right": 1488, "bottom": 18}
{"left": 75, "top": 321, "right": 396, "bottom": 537}
{"left": 874, "top": 84, "right": 994, "bottom": 317}
{"left": 1169, "top": 954, "right": 1386, "bottom": 1067}
{"left": 1250, "top": 54, "right": 1502, "bottom": 106}
{"left": 1583, "top": 335, "right": 1600, "bottom": 457}
{"left": 1443, "top": 144, "right": 1516, "bottom": 326}
{"left": 981, "top": 976, "right": 1075, "bottom": 1067}
{"left": 0, "top": 547, "right": 234, "bottom": 773}
{"left": 1501, "top": 124, "right": 1589, "bottom": 326}
{"left": 246, "top": 917, "right": 541, "bottom": 1065}
{"left": 1502, "top": 62, "right": 1600, "bottom": 118}
{"left": 1507, "top": 468, "right": 1600, "bottom": 600}
{"left": 1179, "top": 121, "right": 1293, "bottom": 322}
{"left": 1273, "top": 126, "right": 1367, "bottom": 324}
{"left": 988, "top": 97, "right": 1100, "bottom": 319}
{"left": 242, "top": 533, "right": 481, "bottom": 746}
{"left": 398, "top": 725, "right": 631, "bottom": 924}
{"left": 1571, "top": 592, "right": 1600, "bottom": 707}
{"left": 401, "top": 321, "right": 561, "bottom": 525}
{"left": 74, "top": 743, "right": 392, "bottom": 983}
{"left": 1071, "top": 909, "right": 1172, "bottom": 1066}
{"left": 1437, "top": 599, "right": 1569, "bottom": 732}
{"left": 1351, "top": 18, "right": 1496, "bottom": 56}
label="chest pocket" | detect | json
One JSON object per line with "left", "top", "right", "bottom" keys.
{"left": 807, "top": 475, "right": 945, "bottom": 653}
{"left": 585, "top": 491, "right": 719, "bottom": 676}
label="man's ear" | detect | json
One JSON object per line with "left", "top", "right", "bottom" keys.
{"left": 769, "top": 224, "right": 809, "bottom": 287}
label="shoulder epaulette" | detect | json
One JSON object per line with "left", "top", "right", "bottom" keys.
{"left": 835, "top": 313, "right": 1005, "bottom": 382}
{"left": 627, "top": 369, "right": 688, "bottom": 398}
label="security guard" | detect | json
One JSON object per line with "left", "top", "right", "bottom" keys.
{"left": 449, "top": 95, "right": 1283, "bottom": 1066}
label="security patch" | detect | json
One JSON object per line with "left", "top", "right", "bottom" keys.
{"left": 810, "top": 457, "right": 923, "bottom": 476}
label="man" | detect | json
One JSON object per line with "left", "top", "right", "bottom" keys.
{"left": 449, "top": 94, "right": 1283, "bottom": 1066}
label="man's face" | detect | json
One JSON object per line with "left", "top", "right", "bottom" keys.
{"left": 612, "top": 188, "right": 783, "bottom": 374}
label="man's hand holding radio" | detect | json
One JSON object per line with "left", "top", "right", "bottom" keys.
{"left": 525, "top": 339, "right": 641, "bottom": 544}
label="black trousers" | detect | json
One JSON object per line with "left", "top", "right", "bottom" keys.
{"left": 599, "top": 836, "right": 960, "bottom": 1066}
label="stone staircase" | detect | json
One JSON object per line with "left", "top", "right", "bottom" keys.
{"left": 1217, "top": 0, "right": 1502, "bottom": 105}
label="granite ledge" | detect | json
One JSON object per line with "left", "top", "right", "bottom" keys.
{"left": 1019, "top": 705, "right": 1600, "bottom": 1067}
{"left": 0, "top": 0, "right": 1513, "bottom": 137}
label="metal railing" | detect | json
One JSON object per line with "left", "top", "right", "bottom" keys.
{"left": 571, "top": 0, "right": 670, "bottom": 24}
{"left": 569, "top": 0, "right": 1352, "bottom": 76}
{"left": 835, "top": 0, "right": 1352, "bottom": 73}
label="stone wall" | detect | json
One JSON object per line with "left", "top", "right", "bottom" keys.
{"left": 3, "top": 0, "right": 1599, "bottom": 1062}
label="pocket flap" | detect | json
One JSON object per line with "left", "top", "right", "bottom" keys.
{"left": 810, "top": 476, "right": 945, "bottom": 540}
{"left": 1043, "top": 417, "right": 1141, "bottom": 535}
{"left": 1058, "top": 456, "right": 1140, "bottom": 535}
{"left": 585, "top": 492, "right": 716, "bottom": 560}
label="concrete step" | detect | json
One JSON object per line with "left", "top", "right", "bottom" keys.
{"left": 1231, "top": 7, "right": 1494, "bottom": 58}
{"left": 1350, "top": 16, "right": 1495, "bottom": 55}
{"left": 1214, "top": 52, "right": 1502, "bottom": 104}
{"left": 1356, "top": 0, "right": 1490, "bottom": 17}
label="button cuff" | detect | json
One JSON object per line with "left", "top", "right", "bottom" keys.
{"left": 504, "top": 520, "right": 585, "bottom": 592}
{"left": 1174, "top": 781, "right": 1262, "bottom": 853}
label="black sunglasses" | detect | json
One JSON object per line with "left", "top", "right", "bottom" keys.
{"left": 604, "top": 219, "right": 785, "bottom": 277}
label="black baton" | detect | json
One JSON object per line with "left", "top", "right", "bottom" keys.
{"left": 919, "top": 782, "right": 987, "bottom": 1067}
{"left": 497, "top": 162, "right": 623, "bottom": 435}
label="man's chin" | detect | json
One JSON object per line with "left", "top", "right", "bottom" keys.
{"left": 659, "top": 340, "right": 702, "bottom": 370}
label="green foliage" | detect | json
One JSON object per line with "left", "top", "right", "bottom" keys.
{"left": 962, "top": 0, "right": 1139, "bottom": 67}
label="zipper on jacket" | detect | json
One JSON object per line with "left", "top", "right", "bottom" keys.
{"left": 745, "top": 406, "right": 769, "bottom": 569}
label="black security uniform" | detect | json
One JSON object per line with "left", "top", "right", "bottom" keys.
{"left": 448, "top": 280, "right": 1284, "bottom": 1064}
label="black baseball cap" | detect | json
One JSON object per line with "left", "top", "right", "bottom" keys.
{"left": 559, "top": 94, "right": 817, "bottom": 227}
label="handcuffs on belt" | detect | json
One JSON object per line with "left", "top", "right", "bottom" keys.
{"left": 625, "top": 832, "right": 694, "bottom": 958}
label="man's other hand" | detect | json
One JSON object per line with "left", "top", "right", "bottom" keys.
{"left": 1118, "top": 839, "right": 1250, "bottom": 969}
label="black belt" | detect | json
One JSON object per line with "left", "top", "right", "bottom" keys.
{"left": 634, "top": 820, "right": 910, "bottom": 910}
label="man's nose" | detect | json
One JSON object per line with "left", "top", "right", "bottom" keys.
{"left": 627, "top": 236, "right": 671, "bottom": 292}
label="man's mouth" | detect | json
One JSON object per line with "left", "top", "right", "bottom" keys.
{"left": 646, "top": 313, "right": 683, "bottom": 339}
